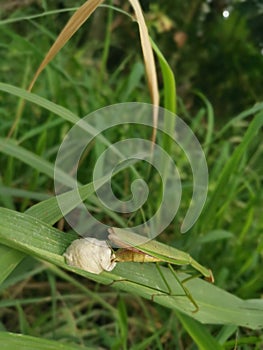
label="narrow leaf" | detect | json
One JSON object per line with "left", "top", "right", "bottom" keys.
{"left": 0, "top": 245, "right": 25, "bottom": 285}
{"left": 176, "top": 313, "right": 223, "bottom": 350}
{"left": 129, "top": 0, "right": 159, "bottom": 144}
{"left": 129, "top": 0, "right": 159, "bottom": 108}
{"left": 0, "top": 207, "right": 262, "bottom": 329}
{"left": 202, "top": 112, "right": 263, "bottom": 228}
{"left": 0, "top": 331, "right": 95, "bottom": 350}
{"left": 28, "top": 0, "right": 104, "bottom": 91}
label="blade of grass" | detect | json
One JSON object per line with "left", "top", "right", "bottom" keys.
{"left": 0, "top": 207, "right": 107, "bottom": 283}
{"left": 0, "top": 138, "right": 76, "bottom": 187}
{"left": 0, "top": 84, "right": 144, "bottom": 227}
{"left": 0, "top": 331, "right": 96, "bottom": 350}
{"left": 129, "top": 0, "right": 159, "bottom": 108}
{"left": 0, "top": 83, "right": 79, "bottom": 124}
{"left": 129, "top": 0, "right": 159, "bottom": 144}
{"left": 201, "top": 111, "right": 263, "bottom": 229}
{"left": 0, "top": 83, "right": 142, "bottom": 175}
{"left": 25, "top": 178, "right": 121, "bottom": 225}
{"left": 18, "top": 119, "right": 63, "bottom": 143}
{"left": 28, "top": 0, "right": 105, "bottom": 91}
{"left": 0, "top": 83, "right": 138, "bottom": 167}
{"left": 217, "top": 102, "right": 263, "bottom": 138}
{"left": 151, "top": 38, "right": 176, "bottom": 114}
{"left": 27, "top": 0, "right": 159, "bottom": 143}
{"left": 0, "top": 207, "right": 263, "bottom": 329}
{"left": 0, "top": 8, "right": 78, "bottom": 25}
{"left": 176, "top": 313, "right": 223, "bottom": 350}
{"left": 99, "top": 0, "right": 113, "bottom": 84}
{"left": 0, "top": 245, "right": 25, "bottom": 285}
{"left": 7, "top": 59, "right": 31, "bottom": 138}
{"left": 216, "top": 325, "right": 239, "bottom": 344}
{"left": 0, "top": 261, "right": 46, "bottom": 293}
{"left": 193, "top": 90, "right": 214, "bottom": 150}
{"left": 149, "top": 38, "right": 176, "bottom": 231}
{"left": 150, "top": 36, "right": 176, "bottom": 156}
{"left": 25, "top": 159, "right": 140, "bottom": 225}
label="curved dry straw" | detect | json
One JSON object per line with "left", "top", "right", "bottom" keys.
{"left": 27, "top": 0, "right": 159, "bottom": 141}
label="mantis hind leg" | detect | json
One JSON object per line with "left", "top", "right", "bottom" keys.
{"left": 154, "top": 263, "right": 199, "bottom": 313}
{"left": 106, "top": 265, "right": 199, "bottom": 312}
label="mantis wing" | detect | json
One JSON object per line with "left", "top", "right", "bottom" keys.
{"left": 108, "top": 227, "right": 214, "bottom": 282}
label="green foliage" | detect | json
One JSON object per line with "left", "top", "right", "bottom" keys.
{"left": 145, "top": 0, "right": 263, "bottom": 117}
{"left": 0, "top": 1, "right": 263, "bottom": 349}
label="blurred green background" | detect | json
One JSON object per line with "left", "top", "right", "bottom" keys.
{"left": 1, "top": 0, "right": 262, "bottom": 118}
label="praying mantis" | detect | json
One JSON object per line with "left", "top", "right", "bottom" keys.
{"left": 108, "top": 227, "right": 214, "bottom": 312}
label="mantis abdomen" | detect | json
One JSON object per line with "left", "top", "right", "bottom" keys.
{"left": 114, "top": 248, "right": 162, "bottom": 263}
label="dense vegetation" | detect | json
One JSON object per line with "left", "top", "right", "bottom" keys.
{"left": 0, "top": 1, "right": 262, "bottom": 349}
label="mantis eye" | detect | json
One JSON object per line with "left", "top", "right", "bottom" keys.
{"left": 63, "top": 237, "right": 116, "bottom": 274}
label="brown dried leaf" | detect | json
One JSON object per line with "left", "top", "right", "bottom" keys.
{"left": 28, "top": 0, "right": 159, "bottom": 143}
{"left": 129, "top": 0, "right": 159, "bottom": 141}
{"left": 28, "top": 0, "right": 104, "bottom": 91}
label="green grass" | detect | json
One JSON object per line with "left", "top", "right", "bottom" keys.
{"left": 0, "top": 3, "right": 263, "bottom": 349}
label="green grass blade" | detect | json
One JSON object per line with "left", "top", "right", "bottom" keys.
{"left": 0, "top": 82, "right": 114, "bottom": 153}
{"left": 0, "top": 331, "right": 96, "bottom": 350}
{"left": 0, "top": 8, "right": 78, "bottom": 25}
{"left": 25, "top": 166, "right": 130, "bottom": 226}
{"left": 0, "top": 207, "right": 110, "bottom": 284}
{"left": 150, "top": 39, "right": 177, "bottom": 231}
{"left": 18, "top": 119, "right": 63, "bottom": 143}
{"left": 217, "top": 102, "right": 263, "bottom": 137}
{"left": 151, "top": 38, "right": 176, "bottom": 114}
{"left": 201, "top": 111, "right": 263, "bottom": 229}
{"left": 0, "top": 186, "right": 50, "bottom": 201}
{"left": 193, "top": 90, "right": 214, "bottom": 149}
{"left": 216, "top": 325, "right": 238, "bottom": 344}
{"left": 0, "top": 207, "right": 262, "bottom": 329}
{"left": 0, "top": 138, "right": 75, "bottom": 187}
{"left": 25, "top": 186, "right": 93, "bottom": 224}
{"left": 151, "top": 38, "right": 176, "bottom": 156}
{"left": 0, "top": 83, "right": 79, "bottom": 124}
{"left": 0, "top": 138, "right": 135, "bottom": 226}
{"left": 176, "top": 313, "right": 223, "bottom": 350}
{"left": 26, "top": 181, "right": 113, "bottom": 225}
{"left": 0, "top": 245, "right": 25, "bottom": 284}
{"left": 25, "top": 155, "right": 142, "bottom": 225}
